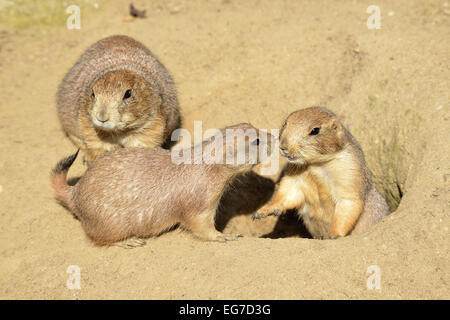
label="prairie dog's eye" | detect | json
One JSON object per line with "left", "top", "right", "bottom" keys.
{"left": 251, "top": 138, "right": 260, "bottom": 146}
{"left": 123, "top": 89, "right": 132, "bottom": 100}
{"left": 91, "top": 91, "right": 95, "bottom": 98}
{"left": 309, "top": 127, "right": 320, "bottom": 136}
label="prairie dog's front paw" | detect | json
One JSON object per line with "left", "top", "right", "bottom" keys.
{"left": 124, "top": 139, "right": 148, "bottom": 148}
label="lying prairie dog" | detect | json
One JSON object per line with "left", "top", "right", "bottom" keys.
{"left": 253, "top": 107, "right": 390, "bottom": 238}
{"left": 51, "top": 123, "right": 274, "bottom": 247}
{"left": 57, "top": 35, "right": 180, "bottom": 165}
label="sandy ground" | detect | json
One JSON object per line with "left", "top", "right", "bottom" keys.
{"left": 0, "top": 0, "right": 449, "bottom": 299}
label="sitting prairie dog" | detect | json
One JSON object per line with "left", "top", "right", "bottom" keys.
{"left": 253, "top": 107, "right": 390, "bottom": 239}
{"left": 57, "top": 35, "right": 180, "bottom": 164}
{"left": 51, "top": 123, "right": 274, "bottom": 247}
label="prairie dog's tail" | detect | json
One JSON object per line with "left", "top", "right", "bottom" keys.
{"left": 51, "top": 150, "right": 79, "bottom": 210}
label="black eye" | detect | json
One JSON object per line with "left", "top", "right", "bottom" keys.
{"left": 251, "top": 139, "right": 260, "bottom": 146}
{"left": 309, "top": 127, "right": 320, "bottom": 135}
{"left": 91, "top": 91, "right": 95, "bottom": 98}
{"left": 123, "top": 89, "right": 132, "bottom": 100}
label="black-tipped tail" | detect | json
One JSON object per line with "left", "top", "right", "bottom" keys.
{"left": 51, "top": 150, "right": 79, "bottom": 209}
{"left": 52, "top": 149, "right": 79, "bottom": 176}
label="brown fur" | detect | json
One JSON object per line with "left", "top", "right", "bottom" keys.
{"left": 57, "top": 35, "right": 180, "bottom": 164}
{"left": 50, "top": 123, "right": 273, "bottom": 246}
{"left": 253, "top": 107, "right": 390, "bottom": 238}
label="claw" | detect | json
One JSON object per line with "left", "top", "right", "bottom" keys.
{"left": 216, "top": 233, "right": 243, "bottom": 242}
{"left": 252, "top": 208, "right": 283, "bottom": 221}
{"left": 252, "top": 213, "right": 265, "bottom": 220}
{"left": 115, "top": 237, "right": 147, "bottom": 249}
{"left": 271, "top": 209, "right": 282, "bottom": 217}
{"left": 321, "top": 233, "right": 342, "bottom": 240}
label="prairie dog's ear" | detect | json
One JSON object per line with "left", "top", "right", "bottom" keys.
{"left": 329, "top": 118, "right": 341, "bottom": 131}
{"left": 330, "top": 118, "right": 345, "bottom": 147}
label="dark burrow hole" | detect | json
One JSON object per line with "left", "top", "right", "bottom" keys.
{"left": 374, "top": 176, "right": 404, "bottom": 213}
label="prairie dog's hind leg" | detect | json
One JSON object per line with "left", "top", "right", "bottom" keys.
{"left": 327, "top": 199, "right": 364, "bottom": 238}
{"left": 183, "top": 211, "right": 243, "bottom": 243}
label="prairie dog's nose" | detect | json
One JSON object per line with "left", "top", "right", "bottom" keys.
{"left": 96, "top": 109, "right": 109, "bottom": 122}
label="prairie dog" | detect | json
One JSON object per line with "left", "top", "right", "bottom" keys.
{"left": 253, "top": 107, "right": 389, "bottom": 238}
{"left": 51, "top": 123, "right": 274, "bottom": 247}
{"left": 57, "top": 35, "right": 180, "bottom": 164}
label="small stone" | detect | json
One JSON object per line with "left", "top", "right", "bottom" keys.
{"left": 388, "top": 11, "right": 395, "bottom": 17}
{"left": 123, "top": 15, "right": 134, "bottom": 23}
{"left": 168, "top": 5, "right": 181, "bottom": 14}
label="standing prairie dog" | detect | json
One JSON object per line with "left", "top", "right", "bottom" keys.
{"left": 253, "top": 107, "right": 389, "bottom": 238}
{"left": 51, "top": 123, "right": 274, "bottom": 247}
{"left": 57, "top": 35, "right": 180, "bottom": 164}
